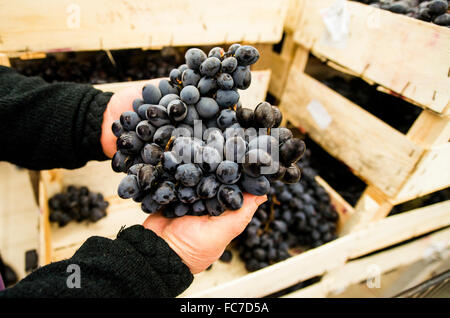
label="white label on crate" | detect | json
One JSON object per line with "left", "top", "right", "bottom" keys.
{"left": 307, "top": 100, "right": 332, "bottom": 130}
{"left": 66, "top": 4, "right": 81, "bottom": 29}
{"left": 320, "top": 0, "right": 349, "bottom": 48}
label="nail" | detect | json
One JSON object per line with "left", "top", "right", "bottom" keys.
{"left": 255, "top": 195, "right": 267, "bottom": 205}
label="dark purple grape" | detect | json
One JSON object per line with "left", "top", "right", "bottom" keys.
{"left": 169, "top": 68, "right": 182, "bottom": 85}
{"left": 159, "top": 79, "right": 179, "bottom": 96}
{"left": 280, "top": 138, "right": 306, "bottom": 165}
{"left": 217, "top": 109, "right": 237, "bottom": 130}
{"left": 152, "top": 181, "right": 177, "bottom": 204}
{"left": 117, "top": 131, "right": 144, "bottom": 154}
{"left": 177, "top": 186, "right": 199, "bottom": 204}
{"left": 232, "top": 66, "right": 251, "bottom": 89}
{"left": 137, "top": 164, "right": 159, "bottom": 191}
{"left": 175, "top": 163, "right": 203, "bottom": 187}
{"left": 200, "top": 146, "right": 222, "bottom": 173}
{"left": 217, "top": 73, "right": 234, "bottom": 90}
{"left": 135, "top": 120, "right": 156, "bottom": 141}
{"left": 142, "top": 84, "right": 162, "bottom": 104}
{"left": 142, "top": 195, "right": 162, "bottom": 214}
{"left": 242, "top": 149, "right": 273, "bottom": 178}
{"left": 216, "top": 89, "right": 240, "bottom": 108}
{"left": 216, "top": 160, "right": 240, "bottom": 184}
{"left": 118, "top": 175, "right": 140, "bottom": 199}
{"left": 196, "top": 174, "right": 221, "bottom": 199}
{"left": 180, "top": 85, "right": 200, "bottom": 104}
{"left": 146, "top": 105, "right": 171, "bottom": 127}
{"left": 112, "top": 120, "right": 124, "bottom": 138}
{"left": 208, "top": 47, "right": 225, "bottom": 59}
{"left": 141, "top": 143, "right": 163, "bottom": 165}
{"left": 224, "top": 136, "right": 246, "bottom": 162}
{"left": 236, "top": 107, "right": 254, "bottom": 128}
{"left": 182, "top": 105, "right": 200, "bottom": 126}
{"left": 185, "top": 48, "right": 207, "bottom": 70}
{"left": 253, "top": 102, "right": 275, "bottom": 128}
{"left": 195, "top": 97, "right": 219, "bottom": 119}
{"left": 192, "top": 200, "right": 206, "bottom": 215}
{"left": 159, "top": 94, "right": 180, "bottom": 108}
{"left": 199, "top": 57, "right": 221, "bottom": 77}
{"left": 217, "top": 184, "right": 244, "bottom": 210}
{"left": 132, "top": 98, "right": 144, "bottom": 113}
{"left": 283, "top": 164, "right": 301, "bottom": 184}
{"left": 222, "top": 57, "right": 238, "bottom": 73}
{"left": 205, "top": 197, "right": 225, "bottom": 216}
{"left": 240, "top": 174, "right": 270, "bottom": 196}
{"left": 181, "top": 69, "right": 201, "bottom": 87}
{"left": 235, "top": 45, "right": 259, "bottom": 66}
{"left": 197, "top": 76, "right": 217, "bottom": 96}
{"left": 167, "top": 99, "right": 188, "bottom": 122}
{"left": 228, "top": 43, "right": 241, "bottom": 56}
{"left": 112, "top": 151, "right": 133, "bottom": 173}
{"left": 162, "top": 151, "right": 181, "bottom": 173}
{"left": 120, "top": 111, "right": 141, "bottom": 131}
{"left": 153, "top": 125, "right": 175, "bottom": 148}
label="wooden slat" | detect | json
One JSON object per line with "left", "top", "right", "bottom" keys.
{"left": 284, "top": 0, "right": 304, "bottom": 32}
{"left": 280, "top": 69, "right": 423, "bottom": 197}
{"left": 284, "top": 227, "right": 450, "bottom": 298}
{"left": 394, "top": 143, "right": 450, "bottom": 203}
{"left": 293, "top": 0, "right": 450, "bottom": 115}
{"left": 187, "top": 200, "right": 450, "bottom": 297}
{"left": 0, "top": 53, "right": 10, "bottom": 66}
{"left": 0, "top": 0, "right": 288, "bottom": 54}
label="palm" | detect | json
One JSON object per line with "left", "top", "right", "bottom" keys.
{"left": 143, "top": 193, "right": 266, "bottom": 273}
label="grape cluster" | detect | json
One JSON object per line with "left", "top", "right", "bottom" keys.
{"left": 112, "top": 44, "right": 306, "bottom": 218}
{"left": 236, "top": 158, "right": 338, "bottom": 272}
{"left": 356, "top": 0, "right": 449, "bottom": 26}
{"left": 48, "top": 185, "right": 109, "bottom": 227}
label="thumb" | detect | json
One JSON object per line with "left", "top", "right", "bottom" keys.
{"left": 209, "top": 193, "right": 267, "bottom": 239}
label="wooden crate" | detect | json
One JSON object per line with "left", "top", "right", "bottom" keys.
{"left": 0, "top": 0, "right": 288, "bottom": 58}
{"left": 292, "top": 0, "right": 450, "bottom": 116}
{"left": 278, "top": 0, "right": 450, "bottom": 233}
{"left": 182, "top": 200, "right": 450, "bottom": 297}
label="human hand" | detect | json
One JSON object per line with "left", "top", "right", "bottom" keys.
{"left": 143, "top": 193, "right": 268, "bottom": 274}
{"left": 100, "top": 79, "right": 162, "bottom": 158}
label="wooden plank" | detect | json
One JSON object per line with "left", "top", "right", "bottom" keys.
{"left": 280, "top": 69, "right": 423, "bottom": 197}
{"left": 293, "top": 0, "right": 450, "bottom": 115}
{"left": 394, "top": 143, "right": 450, "bottom": 203}
{"left": 0, "top": 53, "right": 10, "bottom": 66}
{"left": 0, "top": 0, "right": 288, "bottom": 54}
{"left": 187, "top": 200, "right": 450, "bottom": 297}
{"left": 284, "top": 227, "right": 450, "bottom": 298}
{"left": 341, "top": 186, "right": 393, "bottom": 234}
{"left": 407, "top": 110, "right": 450, "bottom": 148}
{"left": 284, "top": 0, "right": 304, "bottom": 32}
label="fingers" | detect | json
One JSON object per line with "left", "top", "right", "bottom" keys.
{"left": 142, "top": 212, "right": 171, "bottom": 237}
{"left": 210, "top": 193, "right": 267, "bottom": 238}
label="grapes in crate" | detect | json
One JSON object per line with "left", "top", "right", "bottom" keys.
{"left": 48, "top": 185, "right": 109, "bottom": 227}
{"left": 111, "top": 44, "right": 306, "bottom": 217}
{"left": 236, "top": 151, "right": 339, "bottom": 272}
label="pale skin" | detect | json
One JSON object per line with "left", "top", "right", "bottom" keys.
{"left": 100, "top": 80, "right": 267, "bottom": 274}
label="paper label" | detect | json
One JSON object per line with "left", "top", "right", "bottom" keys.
{"left": 307, "top": 100, "right": 332, "bottom": 130}
{"left": 320, "top": 0, "right": 350, "bottom": 48}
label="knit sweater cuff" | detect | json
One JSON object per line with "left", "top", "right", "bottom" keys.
{"left": 78, "top": 90, "right": 112, "bottom": 163}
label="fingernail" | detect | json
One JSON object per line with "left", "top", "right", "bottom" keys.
{"left": 255, "top": 195, "right": 267, "bottom": 205}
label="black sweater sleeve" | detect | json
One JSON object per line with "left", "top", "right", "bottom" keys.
{"left": 0, "top": 225, "right": 193, "bottom": 297}
{"left": 0, "top": 66, "right": 110, "bottom": 170}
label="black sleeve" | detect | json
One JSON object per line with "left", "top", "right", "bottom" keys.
{"left": 0, "top": 66, "right": 111, "bottom": 170}
{"left": 0, "top": 225, "right": 194, "bottom": 298}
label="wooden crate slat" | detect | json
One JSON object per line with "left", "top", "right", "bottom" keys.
{"left": 280, "top": 69, "right": 423, "bottom": 197}
{"left": 0, "top": 0, "right": 288, "bottom": 54}
{"left": 293, "top": 0, "right": 450, "bottom": 115}
{"left": 187, "top": 200, "right": 450, "bottom": 297}
{"left": 394, "top": 143, "right": 450, "bottom": 203}
{"left": 284, "top": 227, "right": 450, "bottom": 298}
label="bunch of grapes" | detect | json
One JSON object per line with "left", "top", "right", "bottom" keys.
{"left": 356, "top": 0, "right": 449, "bottom": 26}
{"left": 236, "top": 154, "right": 339, "bottom": 272}
{"left": 48, "top": 185, "right": 109, "bottom": 227}
{"left": 111, "top": 44, "right": 306, "bottom": 218}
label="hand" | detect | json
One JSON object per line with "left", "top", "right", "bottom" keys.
{"left": 100, "top": 79, "right": 162, "bottom": 158}
{"left": 143, "top": 193, "right": 268, "bottom": 274}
